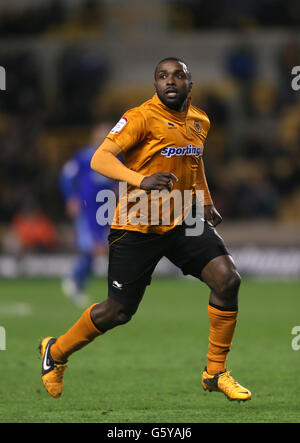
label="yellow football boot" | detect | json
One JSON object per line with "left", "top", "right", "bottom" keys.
{"left": 201, "top": 368, "right": 251, "bottom": 402}
{"left": 39, "top": 337, "right": 67, "bottom": 398}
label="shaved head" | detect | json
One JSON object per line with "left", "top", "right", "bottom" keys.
{"left": 154, "top": 57, "right": 192, "bottom": 81}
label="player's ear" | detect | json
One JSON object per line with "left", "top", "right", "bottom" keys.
{"left": 188, "top": 81, "right": 193, "bottom": 93}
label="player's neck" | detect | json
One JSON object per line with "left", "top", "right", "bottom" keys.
{"left": 156, "top": 93, "right": 190, "bottom": 115}
{"left": 171, "top": 99, "right": 188, "bottom": 113}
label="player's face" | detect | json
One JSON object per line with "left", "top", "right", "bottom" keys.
{"left": 154, "top": 60, "right": 192, "bottom": 112}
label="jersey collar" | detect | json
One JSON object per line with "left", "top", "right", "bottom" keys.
{"left": 152, "top": 93, "right": 191, "bottom": 123}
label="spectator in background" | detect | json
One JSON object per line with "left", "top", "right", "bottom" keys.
{"left": 53, "top": 45, "right": 109, "bottom": 125}
{"left": 225, "top": 41, "right": 257, "bottom": 91}
{"left": 59, "top": 122, "right": 115, "bottom": 307}
{"left": 0, "top": 50, "right": 43, "bottom": 117}
{"left": 0, "top": 1, "right": 66, "bottom": 36}
{"left": 11, "top": 195, "right": 57, "bottom": 253}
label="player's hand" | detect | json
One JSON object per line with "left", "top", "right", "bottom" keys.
{"left": 140, "top": 172, "right": 178, "bottom": 191}
{"left": 204, "top": 205, "right": 222, "bottom": 227}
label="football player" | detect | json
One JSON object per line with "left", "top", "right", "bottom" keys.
{"left": 40, "top": 58, "right": 251, "bottom": 402}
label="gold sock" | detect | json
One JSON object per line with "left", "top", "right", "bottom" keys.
{"left": 206, "top": 304, "right": 238, "bottom": 375}
{"left": 50, "top": 303, "right": 102, "bottom": 362}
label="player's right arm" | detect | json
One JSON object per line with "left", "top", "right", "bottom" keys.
{"left": 91, "top": 109, "right": 177, "bottom": 191}
{"left": 91, "top": 139, "right": 177, "bottom": 191}
{"left": 91, "top": 138, "right": 145, "bottom": 188}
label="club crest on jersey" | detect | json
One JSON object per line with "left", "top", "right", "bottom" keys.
{"left": 110, "top": 117, "right": 128, "bottom": 134}
{"left": 194, "top": 120, "right": 202, "bottom": 133}
{"left": 161, "top": 144, "right": 203, "bottom": 158}
{"left": 167, "top": 122, "right": 176, "bottom": 129}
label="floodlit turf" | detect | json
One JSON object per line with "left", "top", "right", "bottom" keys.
{"left": 0, "top": 276, "right": 299, "bottom": 423}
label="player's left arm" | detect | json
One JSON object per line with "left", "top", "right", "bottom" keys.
{"left": 195, "top": 112, "right": 222, "bottom": 227}
{"left": 204, "top": 204, "right": 222, "bottom": 227}
{"left": 197, "top": 157, "right": 222, "bottom": 227}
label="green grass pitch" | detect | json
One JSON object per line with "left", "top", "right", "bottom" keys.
{"left": 0, "top": 276, "right": 299, "bottom": 423}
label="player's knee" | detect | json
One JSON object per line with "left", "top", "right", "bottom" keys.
{"left": 105, "top": 304, "right": 134, "bottom": 329}
{"left": 91, "top": 299, "right": 133, "bottom": 332}
{"left": 115, "top": 311, "right": 132, "bottom": 326}
{"left": 217, "top": 270, "right": 241, "bottom": 298}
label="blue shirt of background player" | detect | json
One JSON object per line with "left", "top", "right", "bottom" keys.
{"left": 59, "top": 145, "right": 115, "bottom": 252}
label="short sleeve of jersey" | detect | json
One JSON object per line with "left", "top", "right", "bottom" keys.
{"left": 106, "top": 108, "right": 147, "bottom": 153}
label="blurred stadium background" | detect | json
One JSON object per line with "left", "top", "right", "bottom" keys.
{"left": 0, "top": 0, "right": 300, "bottom": 280}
